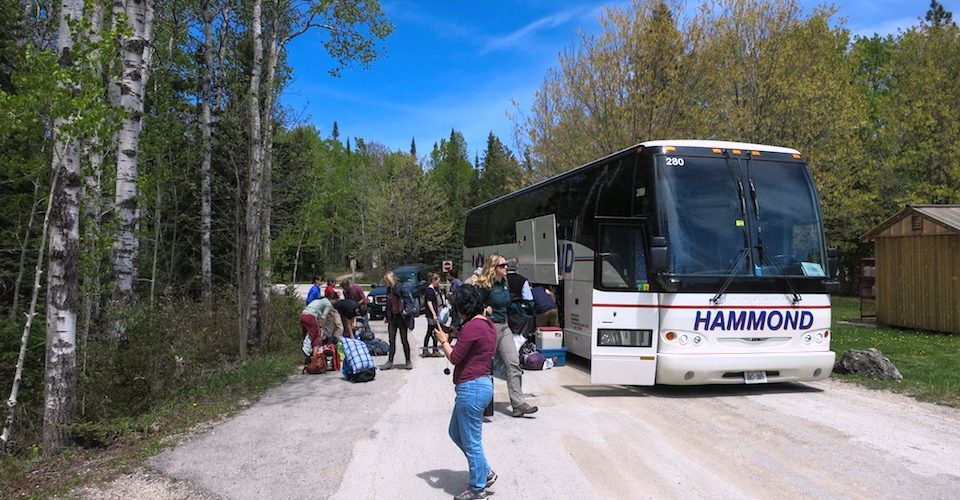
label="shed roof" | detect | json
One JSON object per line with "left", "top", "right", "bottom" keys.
{"left": 862, "top": 205, "right": 960, "bottom": 241}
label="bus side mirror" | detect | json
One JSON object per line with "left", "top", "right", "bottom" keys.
{"left": 827, "top": 248, "right": 839, "bottom": 279}
{"left": 650, "top": 237, "right": 669, "bottom": 273}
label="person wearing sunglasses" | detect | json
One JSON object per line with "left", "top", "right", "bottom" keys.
{"left": 475, "top": 254, "right": 538, "bottom": 418}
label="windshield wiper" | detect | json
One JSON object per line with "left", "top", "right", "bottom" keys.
{"left": 745, "top": 159, "right": 801, "bottom": 304}
{"left": 711, "top": 246, "right": 748, "bottom": 304}
{"left": 711, "top": 154, "right": 753, "bottom": 305}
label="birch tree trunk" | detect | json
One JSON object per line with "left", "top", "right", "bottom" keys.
{"left": 81, "top": 0, "right": 105, "bottom": 365}
{"left": 261, "top": 25, "right": 277, "bottom": 283}
{"left": 241, "top": 0, "right": 264, "bottom": 353}
{"left": 111, "top": 0, "right": 155, "bottom": 316}
{"left": 3, "top": 171, "right": 57, "bottom": 451}
{"left": 200, "top": 2, "right": 214, "bottom": 303}
{"left": 43, "top": 0, "right": 83, "bottom": 455}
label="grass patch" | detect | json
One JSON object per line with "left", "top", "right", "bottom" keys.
{"left": 1, "top": 352, "right": 301, "bottom": 499}
{"left": 830, "top": 296, "right": 960, "bottom": 407}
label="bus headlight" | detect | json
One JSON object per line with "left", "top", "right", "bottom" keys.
{"left": 802, "top": 333, "right": 812, "bottom": 344}
{"left": 815, "top": 332, "right": 823, "bottom": 343}
{"left": 679, "top": 334, "right": 688, "bottom": 345}
{"left": 598, "top": 329, "right": 653, "bottom": 347}
{"left": 693, "top": 335, "right": 702, "bottom": 346}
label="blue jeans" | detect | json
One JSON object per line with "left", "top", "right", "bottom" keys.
{"left": 449, "top": 376, "right": 493, "bottom": 491}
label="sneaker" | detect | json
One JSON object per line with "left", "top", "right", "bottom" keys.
{"left": 485, "top": 470, "right": 497, "bottom": 488}
{"left": 420, "top": 348, "right": 430, "bottom": 358}
{"left": 431, "top": 350, "right": 444, "bottom": 357}
{"left": 403, "top": 361, "right": 413, "bottom": 370}
{"left": 380, "top": 362, "right": 394, "bottom": 370}
{"left": 511, "top": 403, "right": 538, "bottom": 418}
{"left": 453, "top": 488, "right": 488, "bottom": 500}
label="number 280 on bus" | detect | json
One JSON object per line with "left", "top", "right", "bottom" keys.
{"left": 463, "top": 140, "right": 839, "bottom": 386}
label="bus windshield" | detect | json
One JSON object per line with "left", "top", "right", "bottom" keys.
{"left": 656, "top": 155, "right": 826, "bottom": 277}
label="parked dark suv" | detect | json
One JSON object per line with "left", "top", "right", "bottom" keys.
{"left": 367, "top": 264, "right": 432, "bottom": 319}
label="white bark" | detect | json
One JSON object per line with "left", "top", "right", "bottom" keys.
{"left": 200, "top": 2, "right": 214, "bottom": 303}
{"left": 43, "top": 0, "right": 83, "bottom": 455}
{"left": 2, "top": 172, "right": 56, "bottom": 451}
{"left": 112, "top": 0, "right": 155, "bottom": 304}
{"left": 261, "top": 17, "right": 278, "bottom": 283}
{"left": 242, "top": 0, "right": 264, "bottom": 353}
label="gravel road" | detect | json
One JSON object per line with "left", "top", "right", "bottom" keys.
{"left": 78, "top": 314, "right": 960, "bottom": 499}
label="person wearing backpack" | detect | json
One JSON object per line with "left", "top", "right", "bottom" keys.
{"left": 421, "top": 272, "right": 443, "bottom": 357}
{"left": 433, "top": 284, "right": 498, "bottom": 500}
{"left": 381, "top": 271, "right": 415, "bottom": 370}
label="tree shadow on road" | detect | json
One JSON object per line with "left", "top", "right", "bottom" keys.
{"left": 417, "top": 469, "right": 469, "bottom": 495}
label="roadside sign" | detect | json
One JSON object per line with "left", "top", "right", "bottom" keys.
{"left": 442, "top": 260, "right": 453, "bottom": 272}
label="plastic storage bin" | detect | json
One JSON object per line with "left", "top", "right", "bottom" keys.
{"left": 540, "top": 347, "right": 567, "bottom": 367}
{"left": 535, "top": 327, "right": 563, "bottom": 350}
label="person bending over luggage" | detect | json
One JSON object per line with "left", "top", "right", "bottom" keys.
{"left": 531, "top": 284, "right": 559, "bottom": 327}
{"left": 433, "top": 284, "right": 498, "bottom": 500}
{"left": 476, "top": 254, "right": 538, "bottom": 418}
{"left": 321, "top": 290, "right": 344, "bottom": 342}
{"left": 301, "top": 295, "right": 334, "bottom": 363}
{"left": 334, "top": 297, "right": 361, "bottom": 339}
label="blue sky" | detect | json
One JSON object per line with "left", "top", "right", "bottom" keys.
{"left": 282, "top": 0, "right": 958, "bottom": 159}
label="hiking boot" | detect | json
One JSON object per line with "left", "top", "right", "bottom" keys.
{"left": 403, "top": 361, "right": 413, "bottom": 370}
{"left": 511, "top": 403, "right": 538, "bottom": 417}
{"left": 380, "top": 361, "right": 394, "bottom": 370}
{"left": 485, "top": 469, "right": 497, "bottom": 488}
{"left": 453, "top": 488, "right": 488, "bottom": 500}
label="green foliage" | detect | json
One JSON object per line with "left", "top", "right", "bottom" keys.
{"left": 517, "top": 0, "right": 960, "bottom": 292}
{"left": 475, "top": 132, "right": 523, "bottom": 204}
{"left": 0, "top": 289, "right": 302, "bottom": 455}
{"left": 831, "top": 297, "right": 960, "bottom": 407}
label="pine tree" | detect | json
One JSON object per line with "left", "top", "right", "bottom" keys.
{"left": 926, "top": 0, "right": 955, "bottom": 27}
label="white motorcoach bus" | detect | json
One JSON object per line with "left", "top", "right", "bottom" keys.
{"left": 463, "top": 140, "right": 838, "bottom": 385}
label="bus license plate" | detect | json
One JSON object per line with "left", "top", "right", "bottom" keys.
{"left": 744, "top": 371, "right": 768, "bottom": 384}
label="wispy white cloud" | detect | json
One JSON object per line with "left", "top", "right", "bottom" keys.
{"left": 480, "top": 7, "right": 585, "bottom": 53}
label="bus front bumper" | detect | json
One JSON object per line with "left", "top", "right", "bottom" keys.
{"left": 655, "top": 351, "right": 836, "bottom": 385}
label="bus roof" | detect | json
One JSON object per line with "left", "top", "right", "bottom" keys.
{"left": 470, "top": 139, "right": 802, "bottom": 212}
{"left": 639, "top": 139, "right": 800, "bottom": 155}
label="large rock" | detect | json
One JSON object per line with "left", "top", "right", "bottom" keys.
{"left": 834, "top": 348, "right": 903, "bottom": 382}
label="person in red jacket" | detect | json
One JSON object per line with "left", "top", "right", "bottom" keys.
{"left": 434, "top": 284, "right": 497, "bottom": 500}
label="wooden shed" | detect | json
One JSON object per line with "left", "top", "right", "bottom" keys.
{"left": 862, "top": 205, "right": 960, "bottom": 334}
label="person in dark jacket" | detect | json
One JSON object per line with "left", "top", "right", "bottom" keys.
{"left": 381, "top": 271, "right": 415, "bottom": 370}
{"left": 532, "top": 285, "right": 559, "bottom": 327}
{"left": 434, "top": 284, "right": 498, "bottom": 500}
{"left": 334, "top": 298, "right": 361, "bottom": 338}
{"left": 422, "top": 272, "right": 443, "bottom": 357}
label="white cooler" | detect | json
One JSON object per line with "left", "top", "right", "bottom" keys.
{"left": 535, "top": 327, "right": 563, "bottom": 350}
